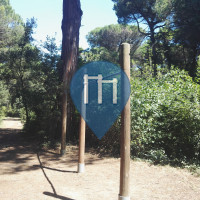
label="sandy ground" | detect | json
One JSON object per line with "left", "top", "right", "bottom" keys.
{"left": 0, "top": 118, "right": 200, "bottom": 200}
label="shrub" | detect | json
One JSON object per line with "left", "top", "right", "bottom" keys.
{"left": 131, "top": 69, "right": 200, "bottom": 164}
{"left": 0, "top": 81, "right": 9, "bottom": 118}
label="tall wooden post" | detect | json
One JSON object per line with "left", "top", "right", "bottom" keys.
{"left": 78, "top": 115, "right": 86, "bottom": 173}
{"left": 78, "top": 74, "right": 86, "bottom": 173}
{"left": 119, "top": 43, "right": 131, "bottom": 200}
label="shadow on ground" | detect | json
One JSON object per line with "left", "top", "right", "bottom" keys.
{"left": 43, "top": 192, "right": 75, "bottom": 200}
{"left": 0, "top": 122, "right": 104, "bottom": 175}
{"left": 0, "top": 119, "right": 105, "bottom": 200}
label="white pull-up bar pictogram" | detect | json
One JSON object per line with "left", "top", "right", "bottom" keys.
{"left": 83, "top": 74, "right": 118, "bottom": 104}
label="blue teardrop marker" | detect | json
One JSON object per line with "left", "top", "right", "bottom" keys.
{"left": 70, "top": 61, "right": 131, "bottom": 139}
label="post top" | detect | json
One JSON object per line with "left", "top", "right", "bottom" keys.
{"left": 120, "top": 43, "right": 130, "bottom": 53}
{"left": 121, "top": 43, "right": 130, "bottom": 47}
{"left": 121, "top": 43, "right": 130, "bottom": 45}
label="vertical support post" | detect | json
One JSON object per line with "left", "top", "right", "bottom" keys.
{"left": 84, "top": 75, "right": 88, "bottom": 104}
{"left": 98, "top": 75, "right": 103, "bottom": 104}
{"left": 113, "top": 78, "right": 118, "bottom": 104}
{"left": 119, "top": 43, "right": 131, "bottom": 200}
{"left": 78, "top": 73, "right": 86, "bottom": 173}
{"left": 78, "top": 115, "right": 86, "bottom": 173}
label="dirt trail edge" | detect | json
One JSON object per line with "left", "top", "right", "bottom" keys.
{"left": 0, "top": 118, "right": 200, "bottom": 200}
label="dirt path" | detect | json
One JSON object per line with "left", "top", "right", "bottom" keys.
{"left": 0, "top": 118, "right": 200, "bottom": 200}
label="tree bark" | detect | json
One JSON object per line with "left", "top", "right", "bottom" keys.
{"left": 61, "top": 0, "right": 82, "bottom": 155}
{"left": 189, "top": 46, "right": 197, "bottom": 78}
{"left": 163, "top": 36, "right": 171, "bottom": 70}
{"left": 150, "top": 26, "right": 157, "bottom": 77}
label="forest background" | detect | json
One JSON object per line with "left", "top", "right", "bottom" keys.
{"left": 0, "top": 0, "right": 200, "bottom": 169}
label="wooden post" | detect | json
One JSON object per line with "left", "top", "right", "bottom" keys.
{"left": 119, "top": 43, "right": 131, "bottom": 200}
{"left": 78, "top": 76, "right": 86, "bottom": 173}
{"left": 78, "top": 115, "right": 86, "bottom": 173}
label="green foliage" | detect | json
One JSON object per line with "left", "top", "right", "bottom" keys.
{"left": 87, "top": 24, "right": 144, "bottom": 53}
{"left": 81, "top": 47, "right": 119, "bottom": 64}
{"left": 0, "top": 0, "right": 24, "bottom": 48}
{"left": 86, "top": 69, "right": 200, "bottom": 166}
{"left": 0, "top": 81, "right": 9, "bottom": 117}
{"left": 173, "top": 0, "right": 200, "bottom": 46}
{"left": 22, "top": 35, "right": 62, "bottom": 141}
{"left": 0, "top": 5, "right": 62, "bottom": 141}
{"left": 112, "top": 0, "right": 172, "bottom": 28}
{"left": 84, "top": 24, "right": 144, "bottom": 64}
{"left": 1, "top": 18, "right": 40, "bottom": 121}
{"left": 130, "top": 69, "right": 200, "bottom": 164}
{"left": 133, "top": 42, "right": 154, "bottom": 77}
{"left": 111, "top": 0, "right": 200, "bottom": 78}
{"left": 112, "top": 0, "right": 173, "bottom": 76}
{"left": 173, "top": 0, "right": 200, "bottom": 78}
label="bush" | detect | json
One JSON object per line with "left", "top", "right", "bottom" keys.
{"left": 131, "top": 69, "right": 200, "bottom": 164}
{"left": 0, "top": 81, "right": 9, "bottom": 118}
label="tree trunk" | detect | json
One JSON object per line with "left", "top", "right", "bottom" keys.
{"left": 20, "top": 76, "right": 30, "bottom": 123}
{"left": 163, "top": 38, "right": 171, "bottom": 70}
{"left": 61, "top": 0, "right": 82, "bottom": 155}
{"left": 150, "top": 26, "right": 157, "bottom": 77}
{"left": 189, "top": 46, "right": 197, "bottom": 78}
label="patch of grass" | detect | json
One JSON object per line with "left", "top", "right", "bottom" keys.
{"left": 132, "top": 155, "right": 200, "bottom": 177}
{"left": 183, "top": 164, "right": 200, "bottom": 177}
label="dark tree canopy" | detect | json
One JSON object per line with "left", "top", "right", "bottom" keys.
{"left": 173, "top": 0, "right": 200, "bottom": 77}
{"left": 112, "top": 0, "right": 173, "bottom": 76}
{"left": 112, "top": 0, "right": 172, "bottom": 36}
{"left": 87, "top": 24, "right": 144, "bottom": 53}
